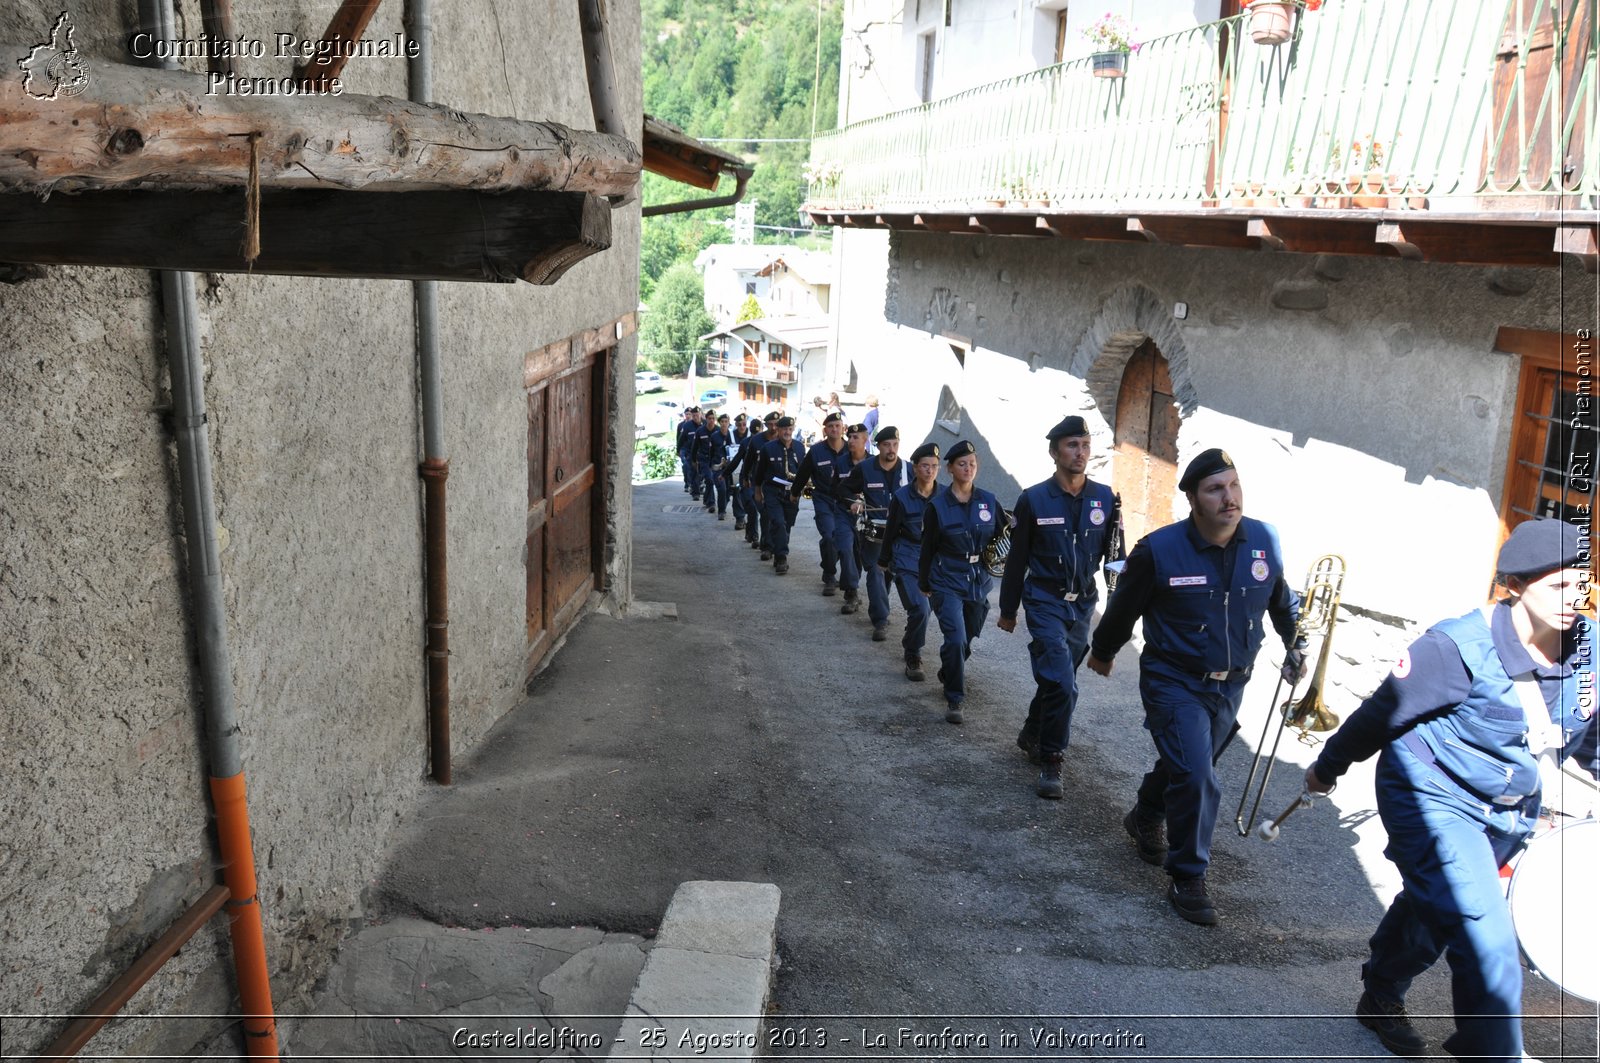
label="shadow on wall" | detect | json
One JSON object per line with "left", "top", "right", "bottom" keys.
{"left": 883, "top": 233, "right": 1518, "bottom": 489}
{"left": 927, "top": 408, "right": 1024, "bottom": 509}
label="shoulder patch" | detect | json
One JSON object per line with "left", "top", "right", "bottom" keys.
{"left": 1392, "top": 651, "right": 1411, "bottom": 680}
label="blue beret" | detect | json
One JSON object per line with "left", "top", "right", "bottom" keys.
{"left": 1046, "top": 416, "right": 1089, "bottom": 441}
{"left": 911, "top": 443, "right": 940, "bottom": 463}
{"left": 1179, "top": 448, "right": 1236, "bottom": 492}
{"left": 946, "top": 439, "right": 976, "bottom": 462}
{"left": 1497, "top": 518, "right": 1587, "bottom": 579}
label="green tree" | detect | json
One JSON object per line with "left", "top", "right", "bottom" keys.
{"left": 736, "top": 293, "right": 763, "bottom": 322}
{"left": 640, "top": 262, "right": 714, "bottom": 376}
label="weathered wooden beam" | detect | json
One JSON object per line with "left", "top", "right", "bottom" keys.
{"left": 968, "top": 214, "right": 1047, "bottom": 237}
{"left": 1556, "top": 225, "right": 1599, "bottom": 274}
{"left": 1035, "top": 215, "right": 1145, "bottom": 242}
{"left": 0, "top": 189, "right": 611, "bottom": 284}
{"left": 293, "top": 0, "right": 387, "bottom": 91}
{"left": 1244, "top": 217, "right": 1392, "bottom": 258}
{"left": 0, "top": 52, "right": 640, "bottom": 197}
{"left": 1127, "top": 216, "right": 1259, "bottom": 250}
{"left": 1374, "top": 221, "right": 1560, "bottom": 268}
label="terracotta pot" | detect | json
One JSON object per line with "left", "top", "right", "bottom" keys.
{"left": 1248, "top": 2, "right": 1295, "bottom": 45}
{"left": 1091, "top": 51, "right": 1128, "bottom": 78}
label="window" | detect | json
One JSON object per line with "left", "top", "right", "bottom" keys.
{"left": 1496, "top": 327, "right": 1597, "bottom": 589}
{"left": 1054, "top": 9, "right": 1069, "bottom": 63}
{"left": 918, "top": 31, "right": 936, "bottom": 103}
{"left": 745, "top": 281, "right": 756, "bottom": 295}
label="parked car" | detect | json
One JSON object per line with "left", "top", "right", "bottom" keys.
{"left": 635, "top": 371, "right": 663, "bottom": 394}
{"left": 698, "top": 389, "right": 728, "bottom": 407}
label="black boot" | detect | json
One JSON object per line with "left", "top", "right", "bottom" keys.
{"left": 1036, "top": 753, "right": 1064, "bottom": 799}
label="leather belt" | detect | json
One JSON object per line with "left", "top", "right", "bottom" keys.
{"left": 1030, "top": 577, "right": 1085, "bottom": 602}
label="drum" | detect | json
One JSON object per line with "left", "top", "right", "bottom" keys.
{"left": 862, "top": 518, "right": 887, "bottom": 544}
{"left": 1506, "top": 817, "right": 1598, "bottom": 1002}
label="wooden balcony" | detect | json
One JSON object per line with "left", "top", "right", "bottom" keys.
{"left": 804, "top": 0, "right": 1597, "bottom": 270}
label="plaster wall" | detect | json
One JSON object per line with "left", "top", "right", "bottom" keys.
{"left": 833, "top": 226, "right": 1595, "bottom": 641}
{"left": 0, "top": 0, "right": 640, "bottom": 1055}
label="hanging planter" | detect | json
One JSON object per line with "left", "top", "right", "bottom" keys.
{"left": 1248, "top": 1, "right": 1296, "bottom": 45}
{"left": 1091, "top": 51, "right": 1129, "bottom": 78}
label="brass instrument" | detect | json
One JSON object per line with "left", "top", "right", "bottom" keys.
{"left": 1234, "top": 553, "right": 1346, "bottom": 838}
{"left": 981, "top": 508, "right": 1017, "bottom": 577}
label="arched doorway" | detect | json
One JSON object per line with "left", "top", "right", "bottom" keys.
{"left": 1112, "top": 341, "right": 1181, "bottom": 546}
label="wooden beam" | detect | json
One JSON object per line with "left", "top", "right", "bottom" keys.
{"left": 1127, "top": 216, "right": 1259, "bottom": 250}
{"left": 642, "top": 145, "right": 724, "bottom": 190}
{"left": 1035, "top": 215, "right": 1145, "bottom": 242}
{"left": 1495, "top": 326, "right": 1598, "bottom": 368}
{"left": 1373, "top": 222, "right": 1562, "bottom": 268}
{"left": 1556, "top": 225, "right": 1599, "bottom": 273}
{"left": 967, "top": 214, "right": 1047, "bottom": 236}
{"left": 912, "top": 213, "right": 982, "bottom": 234}
{"left": 293, "top": 0, "right": 386, "bottom": 91}
{"left": 0, "top": 53, "right": 640, "bottom": 197}
{"left": 0, "top": 189, "right": 611, "bottom": 284}
{"left": 1244, "top": 217, "right": 1393, "bottom": 258}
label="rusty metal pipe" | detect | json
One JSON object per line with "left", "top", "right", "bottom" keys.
{"left": 642, "top": 166, "right": 754, "bottom": 217}
{"left": 32, "top": 885, "right": 231, "bottom": 1062}
{"left": 420, "top": 457, "right": 451, "bottom": 784}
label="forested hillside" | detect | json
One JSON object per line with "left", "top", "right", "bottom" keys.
{"left": 640, "top": 0, "right": 842, "bottom": 328}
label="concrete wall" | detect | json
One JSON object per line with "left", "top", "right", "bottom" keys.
{"left": 832, "top": 225, "right": 1594, "bottom": 689}
{"left": 0, "top": 0, "right": 640, "bottom": 1055}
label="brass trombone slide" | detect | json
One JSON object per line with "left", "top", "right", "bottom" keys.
{"left": 1234, "top": 553, "right": 1346, "bottom": 838}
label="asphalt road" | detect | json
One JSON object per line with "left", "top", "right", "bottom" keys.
{"left": 370, "top": 479, "right": 1596, "bottom": 1062}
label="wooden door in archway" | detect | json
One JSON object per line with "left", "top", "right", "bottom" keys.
{"left": 1112, "top": 341, "right": 1181, "bottom": 547}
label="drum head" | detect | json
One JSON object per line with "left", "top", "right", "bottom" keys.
{"left": 1507, "top": 817, "right": 1599, "bottom": 1003}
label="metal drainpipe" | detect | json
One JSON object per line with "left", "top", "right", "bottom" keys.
{"left": 135, "top": 1, "right": 279, "bottom": 1055}
{"left": 406, "top": 0, "right": 451, "bottom": 785}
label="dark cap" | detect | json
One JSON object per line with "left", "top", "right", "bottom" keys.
{"left": 765, "top": 411, "right": 781, "bottom": 422}
{"left": 1178, "top": 448, "right": 1236, "bottom": 492}
{"left": 823, "top": 411, "right": 844, "bottom": 425}
{"left": 911, "top": 442, "right": 941, "bottom": 463}
{"left": 1497, "top": 518, "right": 1587, "bottom": 579}
{"left": 874, "top": 425, "right": 900, "bottom": 444}
{"left": 776, "top": 415, "right": 796, "bottom": 428}
{"left": 846, "top": 423, "right": 869, "bottom": 435}
{"left": 1046, "top": 415, "right": 1090, "bottom": 441}
{"left": 946, "top": 439, "right": 976, "bottom": 463}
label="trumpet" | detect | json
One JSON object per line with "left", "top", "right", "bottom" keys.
{"left": 1234, "top": 553, "right": 1345, "bottom": 838}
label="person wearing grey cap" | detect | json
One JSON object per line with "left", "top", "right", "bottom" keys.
{"left": 1086, "top": 447, "right": 1302, "bottom": 926}
{"left": 1303, "top": 517, "right": 1597, "bottom": 1063}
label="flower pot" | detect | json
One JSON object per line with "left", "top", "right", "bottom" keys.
{"left": 1248, "top": 2, "right": 1295, "bottom": 45}
{"left": 1316, "top": 180, "right": 1352, "bottom": 209}
{"left": 1091, "top": 51, "right": 1128, "bottom": 78}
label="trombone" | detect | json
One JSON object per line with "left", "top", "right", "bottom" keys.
{"left": 1234, "top": 553, "right": 1346, "bottom": 837}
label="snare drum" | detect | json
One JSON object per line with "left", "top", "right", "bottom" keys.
{"left": 1505, "top": 817, "right": 1598, "bottom": 1003}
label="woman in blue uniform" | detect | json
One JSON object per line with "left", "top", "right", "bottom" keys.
{"left": 917, "top": 440, "right": 1001, "bottom": 724}
{"left": 1306, "top": 517, "right": 1597, "bottom": 1063}
{"left": 880, "top": 442, "right": 940, "bottom": 681}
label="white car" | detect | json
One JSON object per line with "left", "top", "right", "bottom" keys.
{"left": 634, "top": 371, "right": 664, "bottom": 394}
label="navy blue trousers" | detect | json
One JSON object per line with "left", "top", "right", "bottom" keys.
{"left": 931, "top": 591, "right": 988, "bottom": 705}
{"left": 1022, "top": 596, "right": 1093, "bottom": 755}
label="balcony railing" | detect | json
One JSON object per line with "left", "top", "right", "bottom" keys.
{"left": 805, "top": 0, "right": 1596, "bottom": 213}
{"left": 708, "top": 354, "right": 797, "bottom": 384}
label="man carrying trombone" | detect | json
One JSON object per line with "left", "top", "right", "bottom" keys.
{"left": 1303, "top": 518, "right": 1598, "bottom": 1063}
{"left": 996, "top": 415, "right": 1122, "bottom": 800}
{"left": 1085, "top": 448, "right": 1302, "bottom": 926}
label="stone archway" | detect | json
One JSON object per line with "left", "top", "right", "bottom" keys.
{"left": 1067, "top": 285, "right": 1199, "bottom": 422}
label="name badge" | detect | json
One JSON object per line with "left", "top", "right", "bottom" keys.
{"left": 1036, "top": 517, "right": 1066, "bottom": 526}
{"left": 1169, "top": 576, "right": 1207, "bottom": 587}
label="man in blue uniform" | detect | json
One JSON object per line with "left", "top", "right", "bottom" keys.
{"left": 792, "top": 411, "right": 862, "bottom": 608}
{"left": 1304, "top": 518, "right": 1597, "bottom": 1063}
{"left": 753, "top": 416, "right": 805, "bottom": 575}
{"left": 729, "top": 411, "right": 779, "bottom": 554}
{"left": 700, "top": 413, "right": 733, "bottom": 519}
{"left": 919, "top": 439, "right": 1003, "bottom": 724}
{"left": 675, "top": 408, "right": 700, "bottom": 498}
{"left": 728, "top": 413, "right": 753, "bottom": 530}
{"left": 997, "top": 416, "right": 1123, "bottom": 800}
{"left": 846, "top": 426, "right": 909, "bottom": 640}
{"left": 1086, "top": 448, "right": 1302, "bottom": 925}
{"left": 880, "top": 443, "right": 940, "bottom": 680}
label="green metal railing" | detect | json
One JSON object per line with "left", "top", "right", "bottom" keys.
{"left": 806, "top": 0, "right": 1596, "bottom": 212}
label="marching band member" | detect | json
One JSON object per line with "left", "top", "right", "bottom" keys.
{"left": 1085, "top": 448, "right": 1302, "bottom": 925}
{"left": 727, "top": 413, "right": 754, "bottom": 531}
{"left": 997, "top": 416, "right": 1122, "bottom": 800}
{"left": 881, "top": 443, "right": 940, "bottom": 681}
{"left": 701, "top": 412, "right": 733, "bottom": 520}
{"left": 752, "top": 416, "right": 806, "bottom": 576}
{"left": 792, "top": 411, "right": 861, "bottom": 607}
{"left": 1304, "top": 518, "right": 1598, "bottom": 1063}
{"left": 918, "top": 440, "right": 1002, "bottom": 724}
{"left": 846, "top": 426, "right": 909, "bottom": 640}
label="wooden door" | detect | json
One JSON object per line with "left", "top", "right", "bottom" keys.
{"left": 1488, "top": 0, "right": 1593, "bottom": 199}
{"left": 526, "top": 348, "right": 610, "bottom": 675}
{"left": 1112, "top": 342, "right": 1181, "bottom": 546}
